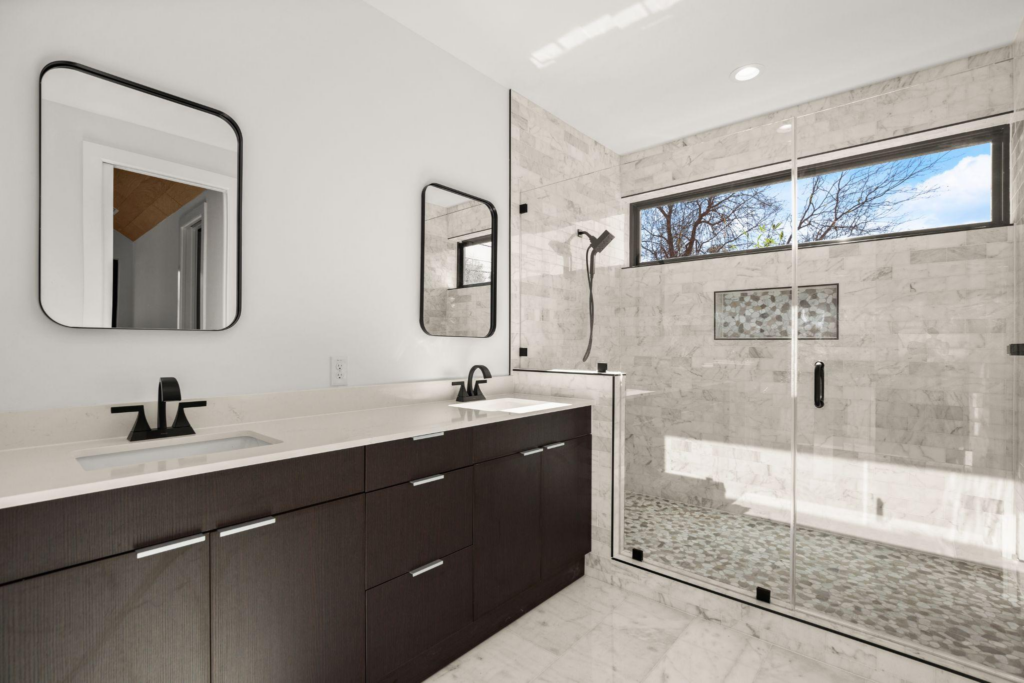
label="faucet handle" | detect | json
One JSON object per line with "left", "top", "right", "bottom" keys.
{"left": 111, "top": 405, "right": 153, "bottom": 442}
{"left": 171, "top": 400, "right": 206, "bottom": 433}
{"left": 111, "top": 404, "right": 145, "bottom": 414}
{"left": 451, "top": 381, "right": 468, "bottom": 402}
{"left": 472, "top": 380, "right": 487, "bottom": 399}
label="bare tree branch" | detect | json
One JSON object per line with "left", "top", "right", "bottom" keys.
{"left": 639, "top": 152, "right": 951, "bottom": 261}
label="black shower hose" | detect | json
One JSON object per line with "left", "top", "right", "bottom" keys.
{"left": 583, "top": 244, "right": 596, "bottom": 362}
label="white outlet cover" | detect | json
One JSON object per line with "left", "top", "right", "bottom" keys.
{"left": 330, "top": 356, "right": 348, "bottom": 387}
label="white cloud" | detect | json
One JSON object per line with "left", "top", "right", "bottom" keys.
{"left": 899, "top": 154, "right": 991, "bottom": 231}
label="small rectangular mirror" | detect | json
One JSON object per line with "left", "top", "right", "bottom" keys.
{"left": 420, "top": 184, "right": 497, "bottom": 338}
{"left": 40, "top": 62, "right": 242, "bottom": 330}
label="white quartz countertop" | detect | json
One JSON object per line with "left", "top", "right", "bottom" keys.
{"left": 0, "top": 393, "right": 591, "bottom": 511}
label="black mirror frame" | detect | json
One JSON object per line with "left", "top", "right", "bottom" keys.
{"left": 419, "top": 183, "right": 497, "bottom": 338}
{"left": 38, "top": 60, "right": 244, "bottom": 331}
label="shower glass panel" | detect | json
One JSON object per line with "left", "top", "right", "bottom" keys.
{"left": 516, "top": 165, "right": 625, "bottom": 372}
{"left": 794, "top": 78, "right": 1022, "bottom": 679}
{"left": 619, "top": 120, "right": 797, "bottom": 605}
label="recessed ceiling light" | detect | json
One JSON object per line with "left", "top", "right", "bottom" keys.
{"left": 731, "top": 64, "right": 761, "bottom": 82}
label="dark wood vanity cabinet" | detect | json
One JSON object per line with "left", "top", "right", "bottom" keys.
{"left": 0, "top": 405, "right": 592, "bottom": 683}
{"left": 365, "top": 465, "right": 473, "bottom": 589}
{"left": 541, "top": 435, "right": 593, "bottom": 578}
{"left": 0, "top": 535, "right": 210, "bottom": 683}
{"left": 366, "top": 547, "right": 474, "bottom": 682}
{"left": 472, "top": 432, "right": 593, "bottom": 618}
{"left": 211, "top": 495, "right": 366, "bottom": 683}
{"left": 472, "top": 449, "right": 543, "bottom": 618}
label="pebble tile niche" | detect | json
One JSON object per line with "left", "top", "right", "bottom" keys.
{"left": 715, "top": 284, "right": 838, "bottom": 340}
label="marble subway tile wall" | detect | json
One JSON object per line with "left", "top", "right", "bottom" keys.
{"left": 519, "top": 166, "right": 626, "bottom": 371}
{"left": 621, "top": 47, "right": 1013, "bottom": 197}
{"left": 512, "top": 46, "right": 1020, "bottom": 566}
{"left": 422, "top": 199, "right": 492, "bottom": 337}
{"left": 510, "top": 42, "right": 1021, "bottom": 681}
{"left": 623, "top": 229, "right": 1017, "bottom": 565}
{"left": 510, "top": 93, "right": 622, "bottom": 370}
{"left": 445, "top": 285, "right": 490, "bottom": 337}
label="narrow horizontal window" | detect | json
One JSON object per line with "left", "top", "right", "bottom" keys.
{"left": 630, "top": 126, "right": 1008, "bottom": 266}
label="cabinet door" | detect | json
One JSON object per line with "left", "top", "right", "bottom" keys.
{"left": 366, "top": 547, "right": 473, "bottom": 682}
{"left": 212, "top": 495, "right": 365, "bottom": 683}
{"left": 0, "top": 534, "right": 209, "bottom": 683}
{"left": 541, "top": 435, "right": 592, "bottom": 578}
{"left": 473, "top": 450, "right": 541, "bottom": 618}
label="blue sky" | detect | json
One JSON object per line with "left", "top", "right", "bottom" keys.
{"left": 761, "top": 142, "right": 992, "bottom": 239}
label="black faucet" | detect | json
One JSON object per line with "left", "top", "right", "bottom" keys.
{"left": 111, "top": 377, "right": 207, "bottom": 442}
{"left": 452, "top": 365, "right": 491, "bottom": 402}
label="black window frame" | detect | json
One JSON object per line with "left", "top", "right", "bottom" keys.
{"left": 628, "top": 125, "right": 1010, "bottom": 267}
{"left": 456, "top": 234, "right": 493, "bottom": 288}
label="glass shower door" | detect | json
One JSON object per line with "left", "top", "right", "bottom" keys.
{"left": 619, "top": 119, "right": 798, "bottom": 605}
{"left": 793, "top": 94, "right": 1023, "bottom": 679}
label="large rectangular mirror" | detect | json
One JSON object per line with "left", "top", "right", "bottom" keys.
{"left": 420, "top": 184, "right": 497, "bottom": 338}
{"left": 40, "top": 62, "right": 242, "bottom": 330}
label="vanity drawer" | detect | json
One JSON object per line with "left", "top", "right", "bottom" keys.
{"left": 0, "top": 446, "right": 364, "bottom": 586}
{"left": 365, "top": 428, "right": 472, "bottom": 492}
{"left": 472, "top": 406, "right": 591, "bottom": 463}
{"left": 366, "top": 546, "right": 473, "bottom": 683}
{"left": 365, "top": 466, "right": 473, "bottom": 588}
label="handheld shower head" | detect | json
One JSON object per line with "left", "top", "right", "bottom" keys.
{"left": 577, "top": 229, "right": 616, "bottom": 364}
{"left": 578, "top": 229, "right": 615, "bottom": 254}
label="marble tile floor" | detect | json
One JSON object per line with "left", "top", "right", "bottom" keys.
{"left": 622, "top": 493, "right": 1024, "bottom": 679}
{"left": 426, "top": 575, "right": 874, "bottom": 683}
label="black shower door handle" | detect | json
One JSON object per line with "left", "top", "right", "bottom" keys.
{"left": 814, "top": 361, "right": 825, "bottom": 408}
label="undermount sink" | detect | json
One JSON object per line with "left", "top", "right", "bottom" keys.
{"left": 76, "top": 432, "right": 276, "bottom": 471}
{"left": 449, "top": 398, "right": 570, "bottom": 414}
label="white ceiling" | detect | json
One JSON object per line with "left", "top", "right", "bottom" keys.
{"left": 363, "top": 0, "right": 1024, "bottom": 154}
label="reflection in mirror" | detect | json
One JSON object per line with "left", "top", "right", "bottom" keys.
{"left": 421, "top": 184, "right": 496, "bottom": 338}
{"left": 40, "top": 64, "right": 241, "bottom": 330}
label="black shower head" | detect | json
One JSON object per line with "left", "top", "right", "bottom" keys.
{"left": 578, "top": 229, "right": 615, "bottom": 254}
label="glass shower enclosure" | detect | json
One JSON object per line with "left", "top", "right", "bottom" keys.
{"left": 614, "top": 84, "right": 1023, "bottom": 680}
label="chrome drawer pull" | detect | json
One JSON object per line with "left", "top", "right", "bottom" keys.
{"left": 219, "top": 517, "right": 276, "bottom": 538}
{"left": 410, "top": 559, "right": 444, "bottom": 577}
{"left": 545, "top": 442, "right": 565, "bottom": 450}
{"left": 413, "top": 432, "right": 445, "bottom": 441}
{"left": 522, "top": 448, "right": 544, "bottom": 456}
{"left": 411, "top": 474, "right": 445, "bottom": 487}
{"left": 136, "top": 534, "right": 205, "bottom": 559}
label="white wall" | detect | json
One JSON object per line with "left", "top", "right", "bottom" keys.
{"left": 131, "top": 198, "right": 185, "bottom": 330}
{"left": 0, "top": 0, "right": 510, "bottom": 412}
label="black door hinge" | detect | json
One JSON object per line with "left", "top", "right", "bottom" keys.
{"left": 756, "top": 587, "right": 771, "bottom": 604}
{"left": 519, "top": 347, "right": 528, "bottom": 357}
{"left": 519, "top": 204, "right": 528, "bottom": 214}
{"left": 631, "top": 548, "right": 644, "bottom": 562}
{"left": 1009, "top": 344, "right": 1024, "bottom": 356}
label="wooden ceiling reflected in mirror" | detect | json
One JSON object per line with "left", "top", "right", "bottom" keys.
{"left": 112, "top": 168, "right": 206, "bottom": 241}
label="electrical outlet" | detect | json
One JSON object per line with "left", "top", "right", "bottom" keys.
{"left": 330, "top": 356, "right": 348, "bottom": 387}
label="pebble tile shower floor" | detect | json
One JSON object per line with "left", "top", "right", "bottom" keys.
{"left": 622, "top": 493, "right": 1024, "bottom": 679}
